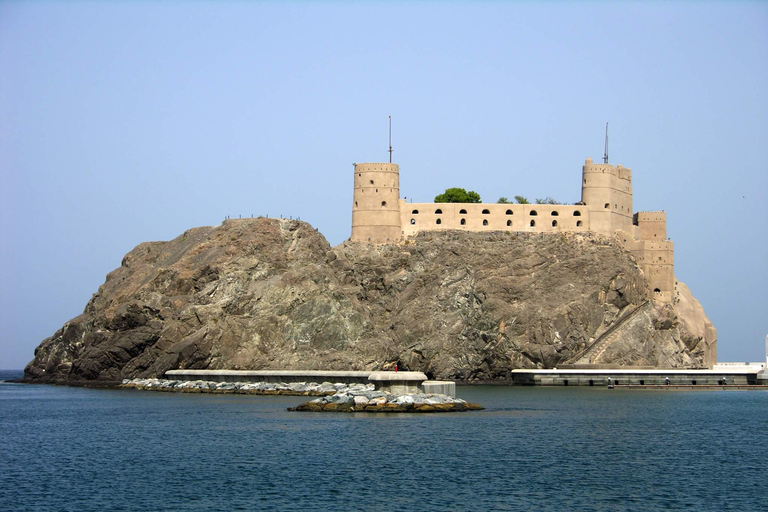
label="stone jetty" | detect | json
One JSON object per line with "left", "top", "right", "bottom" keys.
{"left": 121, "top": 377, "right": 482, "bottom": 412}
{"left": 122, "top": 378, "right": 350, "bottom": 395}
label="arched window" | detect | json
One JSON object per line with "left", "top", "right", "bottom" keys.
{"left": 604, "top": 203, "right": 609, "bottom": 209}
{"left": 459, "top": 209, "right": 467, "bottom": 214}
{"left": 412, "top": 209, "right": 419, "bottom": 214}
{"left": 381, "top": 201, "right": 387, "bottom": 207}
{"left": 483, "top": 219, "right": 488, "bottom": 226}
{"left": 530, "top": 210, "right": 538, "bottom": 216}
{"left": 460, "top": 218, "right": 466, "bottom": 225}
{"left": 573, "top": 210, "right": 581, "bottom": 216}
{"left": 506, "top": 209, "right": 513, "bottom": 215}
{"left": 370, "top": 180, "right": 374, "bottom": 185}
{"left": 552, "top": 220, "right": 558, "bottom": 227}
{"left": 551, "top": 211, "right": 559, "bottom": 216}
{"left": 654, "top": 288, "right": 661, "bottom": 294}
{"left": 410, "top": 219, "right": 416, "bottom": 225}
{"left": 506, "top": 220, "right": 512, "bottom": 226}
{"left": 482, "top": 209, "right": 490, "bottom": 215}
{"left": 436, "top": 218, "right": 441, "bottom": 225}
{"left": 576, "top": 220, "right": 583, "bottom": 227}
{"left": 530, "top": 220, "right": 536, "bottom": 227}
{"left": 435, "top": 209, "right": 443, "bottom": 215}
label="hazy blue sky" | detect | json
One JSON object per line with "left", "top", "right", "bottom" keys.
{"left": 1, "top": 1, "right": 766, "bottom": 370}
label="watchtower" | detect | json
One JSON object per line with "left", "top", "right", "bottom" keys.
{"left": 350, "top": 163, "right": 402, "bottom": 243}
{"left": 580, "top": 157, "right": 633, "bottom": 235}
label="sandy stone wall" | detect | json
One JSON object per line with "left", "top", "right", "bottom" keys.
{"left": 580, "top": 158, "right": 633, "bottom": 235}
{"left": 351, "top": 163, "right": 401, "bottom": 243}
{"left": 350, "top": 157, "right": 676, "bottom": 303}
{"left": 400, "top": 201, "right": 589, "bottom": 237}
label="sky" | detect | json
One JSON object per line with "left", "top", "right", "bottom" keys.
{"left": 1, "top": 1, "right": 766, "bottom": 370}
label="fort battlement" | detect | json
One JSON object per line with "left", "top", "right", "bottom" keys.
{"left": 350, "top": 157, "right": 676, "bottom": 303}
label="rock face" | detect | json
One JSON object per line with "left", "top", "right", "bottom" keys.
{"left": 24, "top": 218, "right": 716, "bottom": 385}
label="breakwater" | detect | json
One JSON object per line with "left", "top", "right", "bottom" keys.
{"left": 122, "top": 378, "right": 362, "bottom": 396}
{"left": 121, "top": 377, "right": 481, "bottom": 412}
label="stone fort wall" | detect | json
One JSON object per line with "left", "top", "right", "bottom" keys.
{"left": 400, "top": 202, "right": 590, "bottom": 237}
{"left": 350, "top": 159, "right": 676, "bottom": 303}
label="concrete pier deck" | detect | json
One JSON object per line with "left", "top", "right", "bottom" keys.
{"left": 510, "top": 368, "right": 766, "bottom": 386}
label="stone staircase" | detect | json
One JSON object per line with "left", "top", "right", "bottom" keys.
{"left": 563, "top": 301, "right": 651, "bottom": 366}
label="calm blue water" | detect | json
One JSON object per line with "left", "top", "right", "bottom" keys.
{"left": 2, "top": 369, "right": 767, "bottom": 512}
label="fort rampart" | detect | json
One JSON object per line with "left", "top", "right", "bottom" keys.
{"left": 350, "top": 157, "right": 676, "bottom": 303}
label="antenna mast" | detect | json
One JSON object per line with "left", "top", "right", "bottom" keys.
{"left": 388, "top": 115, "right": 393, "bottom": 163}
{"left": 603, "top": 122, "right": 609, "bottom": 164}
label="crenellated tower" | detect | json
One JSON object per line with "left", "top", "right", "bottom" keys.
{"left": 350, "top": 163, "right": 402, "bottom": 243}
{"left": 580, "top": 157, "right": 633, "bottom": 235}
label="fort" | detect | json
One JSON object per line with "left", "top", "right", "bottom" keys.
{"left": 351, "top": 157, "right": 675, "bottom": 303}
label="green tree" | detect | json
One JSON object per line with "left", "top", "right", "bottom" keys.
{"left": 497, "top": 197, "right": 512, "bottom": 204}
{"left": 434, "top": 188, "right": 482, "bottom": 203}
{"left": 514, "top": 195, "right": 530, "bottom": 204}
{"left": 535, "top": 197, "right": 560, "bottom": 204}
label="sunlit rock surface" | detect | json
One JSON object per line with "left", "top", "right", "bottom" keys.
{"left": 24, "top": 218, "right": 715, "bottom": 385}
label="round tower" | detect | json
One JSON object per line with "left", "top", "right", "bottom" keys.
{"left": 351, "top": 163, "right": 401, "bottom": 243}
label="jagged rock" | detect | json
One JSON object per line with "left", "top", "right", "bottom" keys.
{"left": 24, "top": 219, "right": 715, "bottom": 385}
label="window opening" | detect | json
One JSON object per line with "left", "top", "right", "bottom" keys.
{"left": 436, "top": 218, "right": 441, "bottom": 225}
{"left": 483, "top": 219, "right": 488, "bottom": 226}
{"left": 507, "top": 220, "right": 512, "bottom": 226}
{"left": 530, "top": 210, "right": 538, "bottom": 216}
{"left": 482, "top": 209, "right": 490, "bottom": 215}
{"left": 459, "top": 209, "right": 467, "bottom": 214}
{"left": 435, "top": 209, "right": 443, "bottom": 214}
{"left": 552, "top": 220, "right": 558, "bottom": 227}
{"left": 460, "top": 218, "right": 466, "bottom": 225}
{"left": 506, "top": 209, "right": 513, "bottom": 215}
{"left": 412, "top": 209, "right": 419, "bottom": 214}
{"left": 530, "top": 220, "right": 536, "bottom": 227}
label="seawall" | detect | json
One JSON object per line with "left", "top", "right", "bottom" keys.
{"left": 510, "top": 368, "right": 765, "bottom": 387}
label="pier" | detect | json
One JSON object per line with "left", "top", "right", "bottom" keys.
{"left": 510, "top": 367, "right": 766, "bottom": 387}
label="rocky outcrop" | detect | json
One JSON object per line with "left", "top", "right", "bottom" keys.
{"left": 24, "top": 218, "right": 716, "bottom": 385}
{"left": 289, "top": 392, "right": 483, "bottom": 413}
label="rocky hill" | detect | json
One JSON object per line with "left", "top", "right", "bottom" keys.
{"left": 24, "top": 218, "right": 716, "bottom": 385}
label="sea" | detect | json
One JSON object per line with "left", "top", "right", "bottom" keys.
{"left": 1, "top": 369, "right": 766, "bottom": 512}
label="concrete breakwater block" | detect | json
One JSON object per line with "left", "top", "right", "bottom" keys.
{"left": 367, "top": 371, "right": 427, "bottom": 394}
{"left": 421, "top": 380, "right": 456, "bottom": 397}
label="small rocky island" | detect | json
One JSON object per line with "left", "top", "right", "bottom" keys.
{"left": 24, "top": 218, "right": 716, "bottom": 385}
